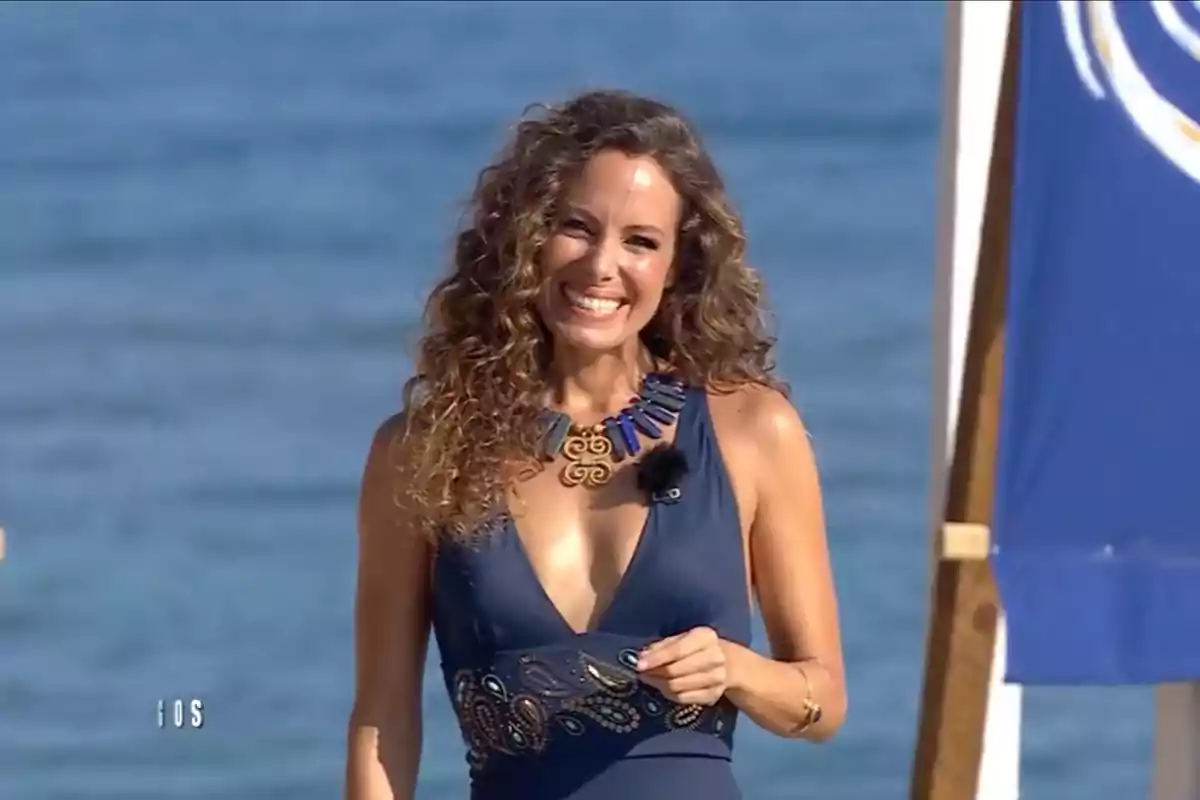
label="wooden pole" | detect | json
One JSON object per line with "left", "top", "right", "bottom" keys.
{"left": 1153, "top": 684, "right": 1200, "bottom": 800}
{"left": 910, "top": 6, "right": 1021, "bottom": 800}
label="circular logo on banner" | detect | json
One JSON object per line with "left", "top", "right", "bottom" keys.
{"left": 1058, "top": 0, "right": 1200, "bottom": 184}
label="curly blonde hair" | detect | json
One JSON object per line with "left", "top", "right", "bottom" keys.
{"left": 398, "top": 89, "right": 781, "bottom": 540}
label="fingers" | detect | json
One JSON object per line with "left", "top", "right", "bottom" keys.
{"left": 635, "top": 632, "right": 687, "bottom": 671}
{"left": 641, "top": 666, "right": 724, "bottom": 694}
{"left": 640, "top": 648, "right": 723, "bottom": 681}
{"left": 672, "top": 689, "right": 724, "bottom": 706}
{"left": 641, "top": 671, "right": 725, "bottom": 705}
{"left": 637, "top": 626, "right": 718, "bottom": 672}
{"left": 636, "top": 629, "right": 727, "bottom": 706}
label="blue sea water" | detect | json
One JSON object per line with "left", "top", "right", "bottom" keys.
{"left": 0, "top": 1, "right": 1154, "bottom": 798}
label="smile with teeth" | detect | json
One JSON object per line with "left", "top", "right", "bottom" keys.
{"left": 562, "top": 285, "right": 625, "bottom": 316}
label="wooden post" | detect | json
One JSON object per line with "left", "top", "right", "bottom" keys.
{"left": 910, "top": 6, "right": 1021, "bottom": 800}
{"left": 1154, "top": 684, "right": 1200, "bottom": 800}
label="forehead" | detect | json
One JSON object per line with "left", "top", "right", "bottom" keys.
{"left": 565, "top": 150, "right": 681, "bottom": 223}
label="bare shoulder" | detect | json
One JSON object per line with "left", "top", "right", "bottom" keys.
{"left": 359, "top": 411, "right": 420, "bottom": 542}
{"left": 368, "top": 411, "right": 410, "bottom": 462}
{"left": 362, "top": 411, "right": 415, "bottom": 489}
{"left": 706, "top": 382, "right": 811, "bottom": 459}
{"left": 705, "top": 382, "right": 817, "bottom": 532}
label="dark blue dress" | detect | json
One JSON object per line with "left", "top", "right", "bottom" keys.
{"left": 431, "top": 387, "right": 751, "bottom": 800}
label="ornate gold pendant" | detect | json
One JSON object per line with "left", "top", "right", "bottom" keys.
{"left": 560, "top": 426, "right": 614, "bottom": 488}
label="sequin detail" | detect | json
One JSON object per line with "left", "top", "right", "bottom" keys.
{"left": 449, "top": 648, "right": 736, "bottom": 774}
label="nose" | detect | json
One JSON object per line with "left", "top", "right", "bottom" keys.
{"left": 582, "top": 232, "right": 623, "bottom": 280}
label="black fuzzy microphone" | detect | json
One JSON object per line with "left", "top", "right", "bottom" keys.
{"left": 635, "top": 443, "right": 690, "bottom": 505}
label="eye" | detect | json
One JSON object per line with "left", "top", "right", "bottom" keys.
{"left": 562, "top": 218, "right": 590, "bottom": 235}
{"left": 627, "top": 234, "right": 659, "bottom": 251}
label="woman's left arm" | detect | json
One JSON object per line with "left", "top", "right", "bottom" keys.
{"left": 723, "top": 389, "right": 847, "bottom": 741}
{"left": 635, "top": 388, "right": 846, "bottom": 740}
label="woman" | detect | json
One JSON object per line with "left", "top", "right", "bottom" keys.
{"left": 346, "top": 89, "right": 846, "bottom": 800}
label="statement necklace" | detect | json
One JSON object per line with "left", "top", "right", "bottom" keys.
{"left": 539, "top": 373, "right": 687, "bottom": 489}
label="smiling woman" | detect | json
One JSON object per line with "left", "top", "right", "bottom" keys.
{"left": 536, "top": 150, "right": 679, "bottom": 356}
{"left": 345, "top": 90, "right": 847, "bottom": 800}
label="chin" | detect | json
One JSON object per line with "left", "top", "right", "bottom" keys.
{"left": 549, "top": 322, "right": 638, "bottom": 354}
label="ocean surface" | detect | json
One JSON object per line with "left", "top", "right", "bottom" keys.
{"left": 0, "top": 1, "right": 1156, "bottom": 798}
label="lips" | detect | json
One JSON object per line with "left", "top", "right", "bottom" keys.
{"left": 561, "top": 285, "right": 626, "bottom": 316}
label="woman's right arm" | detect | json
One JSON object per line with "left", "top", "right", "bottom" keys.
{"left": 345, "top": 414, "right": 431, "bottom": 800}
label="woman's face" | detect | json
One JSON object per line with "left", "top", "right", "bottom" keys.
{"left": 536, "top": 149, "right": 682, "bottom": 357}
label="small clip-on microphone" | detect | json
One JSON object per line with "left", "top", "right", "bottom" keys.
{"left": 635, "top": 443, "right": 689, "bottom": 505}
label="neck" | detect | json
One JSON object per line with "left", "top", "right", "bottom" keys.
{"left": 549, "top": 342, "right": 653, "bottom": 423}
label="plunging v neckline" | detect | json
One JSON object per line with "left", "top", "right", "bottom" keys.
{"left": 506, "top": 384, "right": 692, "bottom": 638}
{"left": 506, "top": 500, "right": 658, "bottom": 638}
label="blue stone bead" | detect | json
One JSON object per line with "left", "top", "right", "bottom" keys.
{"left": 626, "top": 405, "right": 663, "bottom": 438}
{"left": 542, "top": 413, "right": 571, "bottom": 458}
{"left": 643, "top": 385, "right": 685, "bottom": 413}
{"left": 603, "top": 417, "right": 627, "bottom": 460}
{"left": 645, "top": 374, "right": 686, "bottom": 397}
{"left": 617, "top": 413, "right": 640, "bottom": 455}
{"left": 637, "top": 399, "right": 676, "bottom": 425}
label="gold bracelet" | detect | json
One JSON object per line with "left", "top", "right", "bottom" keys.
{"left": 789, "top": 660, "right": 823, "bottom": 737}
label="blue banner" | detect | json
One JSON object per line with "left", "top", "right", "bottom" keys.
{"left": 994, "top": 1, "right": 1200, "bottom": 685}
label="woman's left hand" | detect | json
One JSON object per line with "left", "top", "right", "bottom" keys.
{"left": 636, "top": 626, "right": 733, "bottom": 706}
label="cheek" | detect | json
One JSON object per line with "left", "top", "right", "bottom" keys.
{"left": 541, "top": 234, "right": 587, "bottom": 274}
{"left": 629, "top": 253, "right": 675, "bottom": 305}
